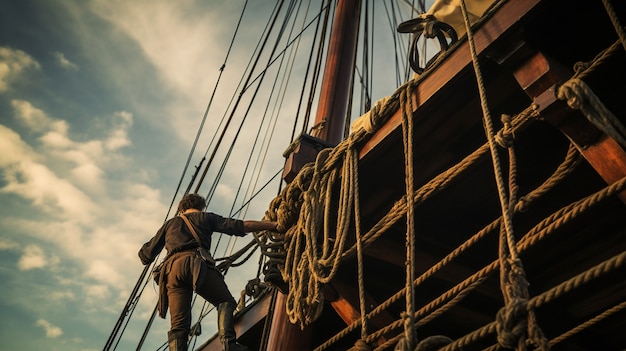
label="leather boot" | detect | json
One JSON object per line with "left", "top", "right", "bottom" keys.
{"left": 167, "top": 330, "right": 188, "bottom": 351}
{"left": 218, "top": 301, "right": 249, "bottom": 351}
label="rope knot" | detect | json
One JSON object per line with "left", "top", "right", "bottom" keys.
{"left": 495, "top": 114, "right": 515, "bottom": 148}
{"left": 495, "top": 130, "right": 514, "bottom": 148}
{"left": 573, "top": 61, "right": 591, "bottom": 76}
{"left": 557, "top": 79, "right": 585, "bottom": 110}
{"left": 356, "top": 96, "right": 390, "bottom": 134}
{"left": 393, "top": 312, "right": 416, "bottom": 351}
{"left": 353, "top": 339, "right": 372, "bottom": 351}
{"left": 557, "top": 77, "right": 626, "bottom": 148}
{"left": 496, "top": 298, "right": 529, "bottom": 349}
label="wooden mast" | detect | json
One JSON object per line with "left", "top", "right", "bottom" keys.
{"left": 311, "top": 0, "right": 361, "bottom": 144}
{"left": 267, "top": 0, "right": 361, "bottom": 349}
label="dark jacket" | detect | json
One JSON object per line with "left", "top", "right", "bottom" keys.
{"left": 139, "top": 212, "right": 245, "bottom": 265}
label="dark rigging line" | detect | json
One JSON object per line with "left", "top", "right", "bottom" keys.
{"left": 199, "top": 1, "right": 282, "bottom": 164}
{"left": 361, "top": 0, "right": 371, "bottom": 116}
{"left": 302, "top": 0, "right": 334, "bottom": 135}
{"left": 227, "top": 0, "right": 301, "bottom": 219}
{"left": 204, "top": 0, "right": 295, "bottom": 207}
{"left": 102, "top": 265, "right": 149, "bottom": 351}
{"left": 368, "top": 0, "right": 374, "bottom": 113}
{"left": 242, "top": 3, "right": 331, "bottom": 94}
{"left": 288, "top": 0, "right": 327, "bottom": 145}
{"left": 241, "top": 0, "right": 320, "bottom": 212}
{"left": 207, "top": 0, "right": 298, "bottom": 256}
{"left": 169, "top": 0, "right": 250, "bottom": 210}
{"left": 193, "top": 0, "right": 287, "bottom": 196}
{"left": 229, "top": 0, "right": 309, "bottom": 220}
{"left": 382, "top": 1, "right": 402, "bottom": 85}
{"left": 231, "top": 169, "right": 283, "bottom": 219}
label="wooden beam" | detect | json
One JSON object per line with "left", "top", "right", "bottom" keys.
{"left": 325, "top": 280, "right": 396, "bottom": 346}
{"left": 507, "top": 48, "right": 626, "bottom": 203}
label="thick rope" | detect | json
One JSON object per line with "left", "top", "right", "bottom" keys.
{"left": 316, "top": 143, "right": 584, "bottom": 351}
{"left": 557, "top": 78, "right": 626, "bottom": 148}
{"left": 395, "top": 80, "right": 418, "bottom": 351}
{"left": 258, "top": 78, "right": 415, "bottom": 329}
{"left": 460, "top": 1, "right": 549, "bottom": 349}
{"left": 538, "top": 300, "right": 626, "bottom": 350}
{"left": 369, "top": 174, "right": 626, "bottom": 350}
{"left": 459, "top": 0, "right": 518, "bottom": 263}
{"left": 317, "top": 132, "right": 618, "bottom": 351}
{"left": 438, "top": 250, "right": 626, "bottom": 351}
{"left": 352, "top": 143, "right": 370, "bottom": 342}
{"left": 601, "top": 0, "right": 626, "bottom": 52}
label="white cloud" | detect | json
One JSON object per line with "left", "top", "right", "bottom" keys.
{"left": 0, "top": 97, "right": 167, "bottom": 312}
{"left": 0, "top": 238, "right": 19, "bottom": 250}
{"left": 35, "top": 319, "right": 63, "bottom": 338}
{"left": 12, "top": 99, "right": 69, "bottom": 134}
{"left": 2, "top": 159, "right": 98, "bottom": 219}
{"left": 0, "top": 46, "right": 40, "bottom": 91}
{"left": 0, "top": 124, "right": 39, "bottom": 166}
{"left": 91, "top": 0, "right": 219, "bottom": 99}
{"left": 52, "top": 51, "right": 79, "bottom": 71}
{"left": 104, "top": 110, "right": 133, "bottom": 151}
{"left": 89, "top": 0, "right": 238, "bottom": 142}
{"left": 18, "top": 245, "right": 47, "bottom": 270}
{"left": 50, "top": 290, "right": 76, "bottom": 301}
{"left": 3, "top": 100, "right": 138, "bottom": 208}
{"left": 84, "top": 283, "right": 110, "bottom": 301}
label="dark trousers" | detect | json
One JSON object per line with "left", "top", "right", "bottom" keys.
{"left": 166, "top": 252, "right": 236, "bottom": 336}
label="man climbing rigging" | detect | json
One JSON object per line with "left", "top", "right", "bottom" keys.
{"left": 139, "top": 193, "right": 281, "bottom": 351}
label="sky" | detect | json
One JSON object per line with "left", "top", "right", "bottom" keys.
{"left": 0, "top": 1, "right": 422, "bottom": 350}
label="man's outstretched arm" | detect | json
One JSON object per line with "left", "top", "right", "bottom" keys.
{"left": 243, "top": 220, "right": 279, "bottom": 233}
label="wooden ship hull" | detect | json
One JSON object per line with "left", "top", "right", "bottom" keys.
{"left": 194, "top": 0, "right": 626, "bottom": 350}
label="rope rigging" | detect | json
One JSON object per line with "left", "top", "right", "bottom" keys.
{"left": 107, "top": 1, "right": 626, "bottom": 350}
{"left": 255, "top": 1, "right": 626, "bottom": 350}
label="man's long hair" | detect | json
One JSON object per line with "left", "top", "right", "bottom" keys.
{"left": 178, "top": 193, "right": 206, "bottom": 213}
